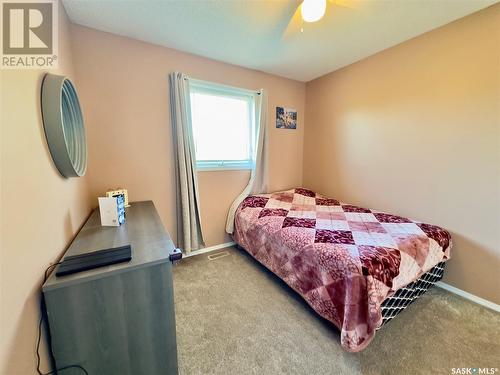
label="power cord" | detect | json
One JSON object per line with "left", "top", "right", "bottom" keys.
{"left": 36, "top": 262, "right": 89, "bottom": 375}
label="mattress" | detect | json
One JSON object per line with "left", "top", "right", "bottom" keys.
{"left": 233, "top": 188, "right": 452, "bottom": 352}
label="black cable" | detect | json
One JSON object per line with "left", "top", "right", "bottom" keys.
{"left": 36, "top": 262, "right": 89, "bottom": 375}
{"left": 36, "top": 364, "right": 88, "bottom": 375}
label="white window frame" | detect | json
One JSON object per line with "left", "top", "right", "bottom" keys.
{"left": 189, "top": 79, "right": 257, "bottom": 171}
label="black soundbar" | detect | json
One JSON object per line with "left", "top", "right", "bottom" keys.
{"left": 56, "top": 245, "right": 132, "bottom": 277}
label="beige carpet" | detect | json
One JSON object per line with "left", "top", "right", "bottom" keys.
{"left": 173, "top": 247, "right": 499, "bottom": 375}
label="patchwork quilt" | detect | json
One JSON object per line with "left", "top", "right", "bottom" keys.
{"left": 233, "top": 188, "right": 452, "bottom": 352}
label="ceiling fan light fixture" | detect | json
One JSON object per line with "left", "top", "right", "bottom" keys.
{"left": 301, "top": 0, "right": 327, "bottom": 23}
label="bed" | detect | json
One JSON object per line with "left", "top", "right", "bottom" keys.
{"left": 233, "top": 188, "right": 451, "bottom": 352}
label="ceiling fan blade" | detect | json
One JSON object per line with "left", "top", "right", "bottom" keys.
{"left": 282, "top": 3, "right": 303, "bottom": 40}
{"left": 282, "top": 0, "right": 359, "bottom": 40}
{"left": 329, "top": 0, "right": 359, "bottom": 11}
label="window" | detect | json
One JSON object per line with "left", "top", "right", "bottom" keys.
{"left": 189, "top": 80, "right": 256, "bottom": 170}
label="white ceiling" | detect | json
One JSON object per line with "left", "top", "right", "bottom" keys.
{"left": 62, "top": 0, "right": 498, "bottom": 82}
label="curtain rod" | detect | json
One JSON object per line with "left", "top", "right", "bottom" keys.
{"left": 184, "top": 76, "right": 261, "bottom": 95}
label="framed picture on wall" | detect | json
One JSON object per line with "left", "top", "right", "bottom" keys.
{"left": 276, "top": 107, "right": 297, "bottom": 129}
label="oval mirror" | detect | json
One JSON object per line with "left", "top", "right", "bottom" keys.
{"left": 41, "top": 73, "right": 87, "bottom": 177}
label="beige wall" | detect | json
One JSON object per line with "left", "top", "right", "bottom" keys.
{"left": 0, "top": 6, "right": 92, "bottom": 375}
{"left": 70, "top": 25, "right": 306, "bottom": 247}
{"left": 304, "top": 4, "right": 500, "bottom": 303}
{"left": 1, "top": 4, "right": 498, "bottom": 373}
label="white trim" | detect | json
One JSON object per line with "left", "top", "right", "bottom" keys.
{"left": 184, "top": 242, "right": 236, "bottom": 258}
{"left": 436, "top": 281, "right": 500, "bottom": 313}
{"left": 196, "top": 160, "right": 254, "bottom": 171}
{"left": 184, "top": 246, "right": 500, "bottom": 313}
{"left": 197, "top": 166, "right": 253, "bottom": 172}
{"left": 187, "top": 77, "right": 259, "bottom": 97}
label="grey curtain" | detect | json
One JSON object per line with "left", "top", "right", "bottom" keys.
{"left": 225, "top": 89, "right": 269, "bottom": 234}
{"left": 169, "top": 72, "right": 205, "bottom": 254}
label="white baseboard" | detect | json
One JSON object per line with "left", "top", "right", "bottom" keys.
{"left": 436, "top": 281, "right": 500, "bottom": 313}
{"left": 184, "top": 241, "right": 236, "bottom": 258}
{"left": 184, "top": 246, "right": 499, "bottom": 313}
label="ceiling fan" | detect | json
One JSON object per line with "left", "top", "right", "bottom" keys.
{"left": 302, "top": 0, "right": 328, "bottom": 22}
{"left": 283, "top": 0, "right": 357, "bottom": 38}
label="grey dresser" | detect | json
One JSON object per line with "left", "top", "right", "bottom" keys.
{"left": 43, "top": 201, "right": 178, "bottom": 375}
